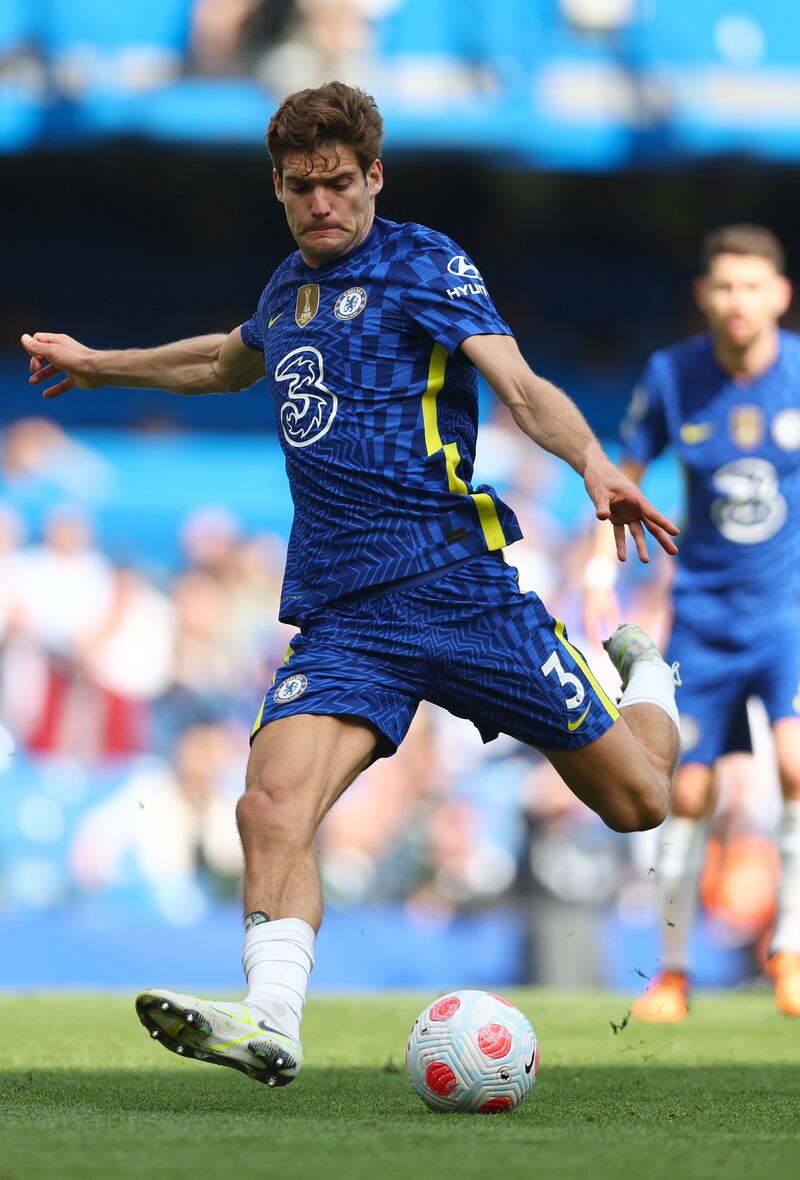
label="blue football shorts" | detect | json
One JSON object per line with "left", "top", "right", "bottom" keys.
{"left": 668, "top": 589, "right": 800, "bottom": 765}
{"left": 251, "top": 552, "right": 619, "bottom": 756}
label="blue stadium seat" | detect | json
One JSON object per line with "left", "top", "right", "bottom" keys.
{"left": 42, "top": 0, "right": 194, "bottom": 56}
{"left": 627, "top": 0, "right": 798, "bottom": 68}
{"left": 0, "top": 0, "right": 40, "bottom": 54}
{"left": 625, "top": 0, "right": 800, "bottom": 159}
{"left": 41, "top": 0, "right": 194, "bottom": 135}
{"left": 0, "top": 0, "right": 45, "bottom": 151}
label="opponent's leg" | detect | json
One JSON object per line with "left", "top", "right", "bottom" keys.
{"left": 137, "top": 713, "right": 379, "bottom": 1084}
{"left": 543, "top": 624, "right": 679, "bottom": 833}
{"left": 767, "top": 717, "right": 800, "bottom": 1015}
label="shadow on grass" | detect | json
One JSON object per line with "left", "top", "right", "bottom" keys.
{"left": 2, "top": 1063, "right": 799, "bottom": 1128}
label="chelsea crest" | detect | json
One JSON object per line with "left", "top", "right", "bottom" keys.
{"left": 334, "top": 287, "right": 367, "bottom": 321}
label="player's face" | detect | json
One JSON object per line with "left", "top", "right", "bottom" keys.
{"left": 274, "top": 145, "right": 383, "bottom": 267}
{"left": 695, "top": 253, "right": 791, "bottom": 349}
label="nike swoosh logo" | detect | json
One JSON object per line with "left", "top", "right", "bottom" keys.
{"left": 679, "top": 421, "right": 714, "bottom": 444}
{"left": 524, "top": 1049, "right": 536, "bottom": 1074}
{"left": 268, "top": 312, "right": 284, "bottom": 328}
{"left": 567, "top": 702, "right": 591, "bottom": 732}
{"left": 257, "top": 1021, "right": 285, "bottom": 1036}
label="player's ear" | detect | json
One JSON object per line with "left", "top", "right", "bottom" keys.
{"left": 273, "top": 168, "right": 284, "bottom": 203}
{"left": 692, "top": 275, "right": 707, "bottom": 313}
{"left": 774, "top": 274, "right": 792, "bottom": 317}
{"left": 367, "top": 159, "right": 383, "bottom": 197}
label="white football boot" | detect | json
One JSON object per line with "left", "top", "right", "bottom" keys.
{"left": 135, "top": 989, "right": 302, "bottom": 1087}
{"left": 602, "top": 622, "right": 680, "bottom": 690}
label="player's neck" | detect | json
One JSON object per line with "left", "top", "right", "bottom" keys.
{"left": 712, "top": 327, "right": 780, "bottom": 382}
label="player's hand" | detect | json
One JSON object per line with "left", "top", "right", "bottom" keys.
{"left": 584, "top": 453, "right": 679, "bottom": 562}
{"left": 21, "top": 331, "right": 98, "bottom": 399}
{"left": 582, "top": 584, "right": 622, "bottom": 648}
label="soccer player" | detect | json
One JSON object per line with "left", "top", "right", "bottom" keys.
{"left": 583, "top": 224, "right": 800, "bottom": 1020}
{"left": 22, "top": 82, "right": 681, "bottom": 1084}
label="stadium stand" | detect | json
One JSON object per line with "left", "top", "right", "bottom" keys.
{"left": 1, "top": 0, "right": 794, "bottom": 991}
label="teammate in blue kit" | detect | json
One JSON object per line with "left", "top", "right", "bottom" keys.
{"left": 23, "top": 82, "right": 681, "bottom": 1084}
{"left": 584, "top": 224, "right": 800, "bottom": 1019}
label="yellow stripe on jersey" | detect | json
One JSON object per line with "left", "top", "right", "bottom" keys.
{"left": 554, "top": 618, "right": 619, "bottom": 721}
{"left": 421, "top": 343, "right": 507, "bottom": 549}
{"left": 443, "top": 441, "right": 468, "bottom": 494}
{"left": 422, "top": 344, "right": 447, "bottom": 454}
{"left": 471, "top": 492, "right": 506, "bottom": 549}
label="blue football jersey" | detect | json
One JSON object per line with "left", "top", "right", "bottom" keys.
{"left": 621, "top": 331, "right": 800, "bottom": 601}
{"left": 241, "top": 215, "right": 523, "bottom": 623}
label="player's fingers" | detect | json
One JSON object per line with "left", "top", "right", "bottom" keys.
{"left": 637, "top": 496, "right": 680, "bottom": 537}
{"left": 21, "top": 333, "right": 47, "bottom": 356}
{"left": 42, "top": 375, "right": 75, "bottom": 399}
{"left": 29, "top": 363, "right": 61, "bottom": 384}
{"left": 613, "top": 521, "right": 627, "bottom": 561}
{"left": 644, "top": 519, "right": 680, "bottom": 556}
{"left": 594, "top": 495, "right": 611, "bottom": 522}
{"left": 628, "top": 519, "right": 650, "bottom": 563}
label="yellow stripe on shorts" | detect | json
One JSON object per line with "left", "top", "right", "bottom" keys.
{"left": 554, "top": 618, "right": 619, "bottom": 721}
{"left": 254, "top": 643, "right": 296, "bottom": 737}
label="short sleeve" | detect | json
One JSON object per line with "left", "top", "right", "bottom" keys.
{"left": 620, "top": 356, "right": 668, "bottom": 464}
{"left": 240, "top": 314, "right": 263, "bottom": 353}
{"left": 402, "top": 235, "right": 513, "bottom": 355}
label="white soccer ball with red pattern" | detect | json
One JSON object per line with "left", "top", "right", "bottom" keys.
{"left": 405, "top": 989, "right": 539, "bottom": 1114}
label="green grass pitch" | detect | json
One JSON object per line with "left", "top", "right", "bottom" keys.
{"left": 1, "top": 990, "right": 798, "bottom": 1180}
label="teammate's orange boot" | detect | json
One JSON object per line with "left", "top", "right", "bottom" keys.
{"left": 766, "top": 952, "right": 800, "bottom": 1017}
{"left": 631, "top": 970, "right": 689, "bottom": 1022}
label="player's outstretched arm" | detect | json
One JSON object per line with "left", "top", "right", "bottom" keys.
{"left": 461, "top": 333, "right": 678, "bottom": 562}
{"left": 21, "top": 326, "right": 265, "bottom": 399}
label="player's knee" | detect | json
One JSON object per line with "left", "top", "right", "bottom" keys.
{"left": 236, "top": 774, "right": 311, "bottom": 848}
{"left": 603, "top": 776, "right": 669, "bottom": 833}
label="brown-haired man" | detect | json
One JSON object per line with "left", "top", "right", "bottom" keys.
{"left": 584, "top": 224, "right": 800, "bottom": 1020}
{"left": 22, "top": 82, "right": 681, "bottom": 1085}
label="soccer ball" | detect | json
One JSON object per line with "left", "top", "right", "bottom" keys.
{"left": 406, "top": 989, "right": 539, "bottom": 1114}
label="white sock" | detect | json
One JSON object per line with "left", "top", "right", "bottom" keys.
{"left": 771, "top": 799, "right": 800, "bottom": 954}
{"left": 656, "top": 814, "right": 707, "bottom": 973}
{"left": 620, "top": 658, "right": 680, "bottom": 729}
{"left": 243, "top": 918, "right": 315, "bottom": 1041}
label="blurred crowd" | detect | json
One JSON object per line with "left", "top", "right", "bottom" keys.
{"left": 0, "top": 409, "right": 785, "bottom": 983}
{"left": 1, "top": 0, "right": 646, "bottom": 108}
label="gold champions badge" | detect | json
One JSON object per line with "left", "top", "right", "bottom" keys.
{"left": 295, "top": 284, "right": 320, "bottom": 327}
{"left": 729, "top": 404, "right": 765, "bottom": 450}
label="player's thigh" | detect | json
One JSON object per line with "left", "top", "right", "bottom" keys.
{"left": 541, "top": 717, "right": 667, "bottom": 831}
{"left": 668, "top": 616, "right": 750, "bottom": 764}
{"left": 246, "top": 712, "right": 381, "bottom": 831}
{"left": 753, "top": 605, "right": 800, "bottom": 767}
